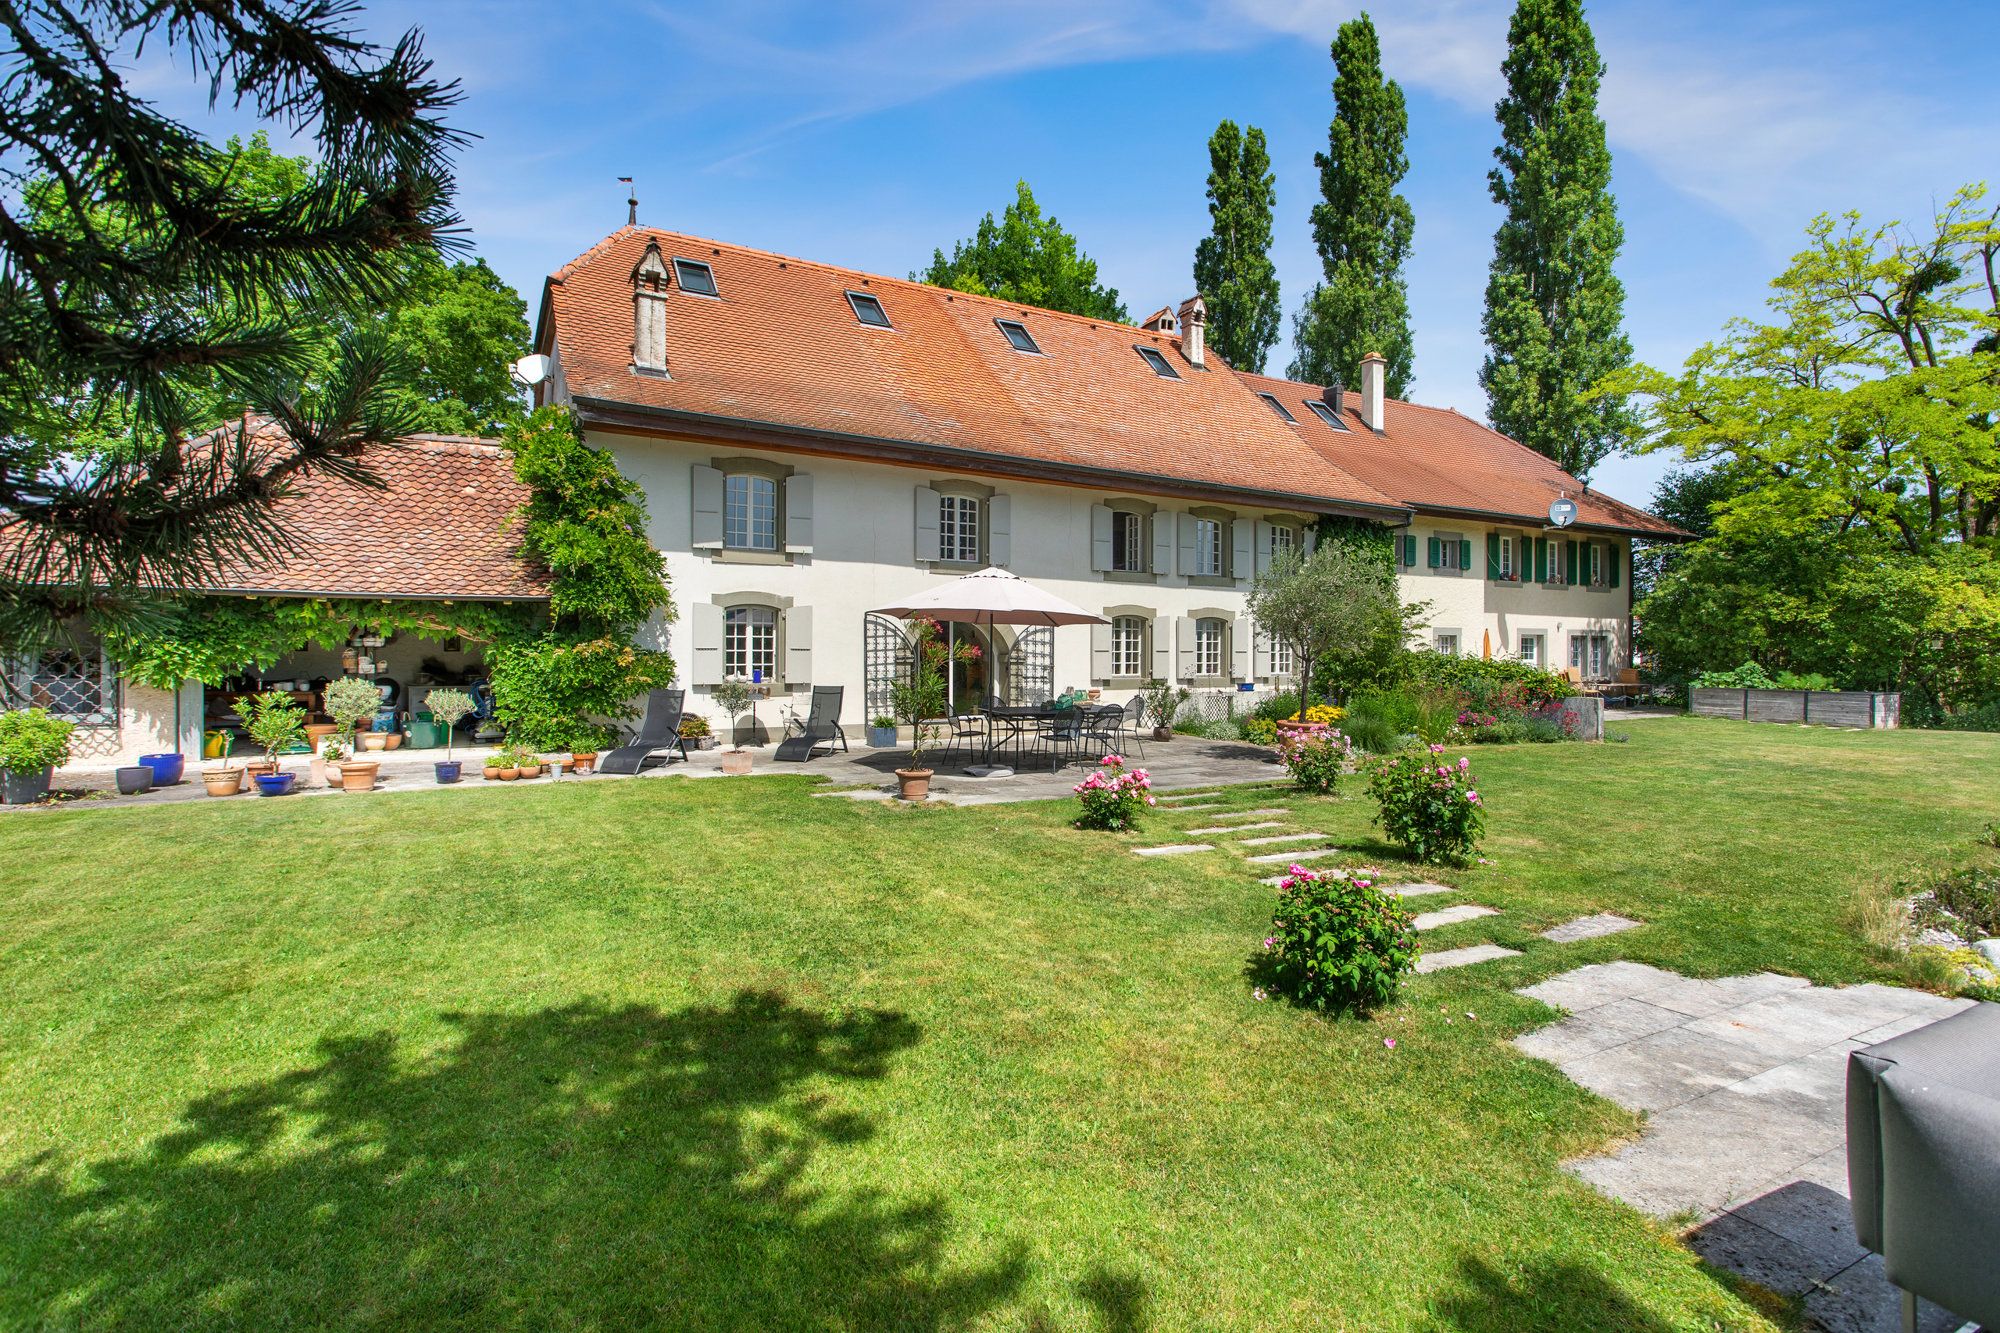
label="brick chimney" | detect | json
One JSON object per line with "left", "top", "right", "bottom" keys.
{"left": 1358, "top": 352, "right": 1386, "bottom": 431}
{"left": 1177, "top": 295, "right": 1207, "bottom": 368}
{"left": 630, "top": 239, "right": 670, "bottom": 377}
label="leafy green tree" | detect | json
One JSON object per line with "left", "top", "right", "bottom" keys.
{"left": 1289, "top": 12, "right": 1415, "bottom": 396}
{"left": 1192, "top": 121, "right": 1280, "bottom": 371}
{"left": 1479, "top": 0, "right": 1632, "bottom": 479}
{"left": 918, "top": 182, "right": 1127, "bottom": 322}
{"left": 0, "top": 1, "right": 463, "bottom": 636}
{"left": 1248, "top": 538, "right": 1414, "bottom": 710}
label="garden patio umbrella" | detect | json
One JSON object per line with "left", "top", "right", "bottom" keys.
{"left": 871, "top": 567, "right": 1107, "bottom": 628}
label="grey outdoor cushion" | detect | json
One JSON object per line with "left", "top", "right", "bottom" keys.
{"left": 1847, "top": 1000, "right": 2000, "bottom": 1326}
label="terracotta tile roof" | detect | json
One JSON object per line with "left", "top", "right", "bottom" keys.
{"left": 541, "top": 227, "right": 1403, "bottom": 516}
{"left": 199, "top": 433, "right": 550, "bottom": 599}
{"left": 1233, "top": 370, "right": 1686, "bottom": 538}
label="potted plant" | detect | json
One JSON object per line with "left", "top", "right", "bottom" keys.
{"left": 517, "top": 746, "right": 543, "bottom": 779}
{"left": 202, "top": 765, "right": 244, "bottom": 797}
{"left": 323, "top": 675, "right": 382, "bottom": 750}
{"left": 0, "top": 708, "right": 76, "bottom": 804}
{"left": 482, "top": 753, "right": 504, "bottom": 781}
{"left": 240, "top": 691, "right": 306, "bottom": 796}
{"left": 713, "top": 679, "right": 755, "bottom": 774}
{"left": 1142, "top": 679, "right": 1191, "bottom": 742}
{"left": 678, "top": 714, "right": 715, "bottom": 750}
{"left": 570, "top": 750, "right": 596, "bottom": 774}
{"left": 888, "top": 619, "right": 960, "bottom": 801}
{"left": 865, "top": 715, "right": 898, "bottom": 748}
{"left": 423, "top": 687, "right": 476, "bottom": 783}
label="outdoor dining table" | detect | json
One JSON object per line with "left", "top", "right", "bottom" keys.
{"left": 980, "top": 703, "right": 1119, "bottom": 770}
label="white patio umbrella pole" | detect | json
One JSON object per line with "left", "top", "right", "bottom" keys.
{"left": 871, "top": 567, "right": 1109, "bottom": 778}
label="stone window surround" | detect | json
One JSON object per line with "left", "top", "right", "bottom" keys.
{"left": 1432, "top": 626, "right": 1464, "bottom": 654}
{"left": 711, "top": 455, "right": 796, "bottom": 566}
{"left": 1102, "top": 602, "right": 1155, "bottom": 682}
{"left": 1261, "top": 512, "right": 1304, "bottom": 560}
{"left": 1186, "top": 504, "right": 1238, "bottom": 587}
{"left": 1185, "top": 604, "right": 1235, "bottom": 687}
{"left": 709, "top": 589, "right": 795, "bottom": 690}
{"left": 1431, "top": 529, "right": 1468, "bottom": 577}
{"left": 1103, "top": 495, "right": 1159, "bottom": 584}
{"left": 927, "top": 476, "right": 994, "bottom": 570}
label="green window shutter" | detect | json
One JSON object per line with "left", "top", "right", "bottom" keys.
{"left": 1564, "top": 539, "right": 1579, "bottom": 585}
{"left": 1426, "top": 536, "right": 1441, "bottom": 568}
{"left": 1608, "top": 544, "right": 1621, "bottom": 589}
{"left": 1534, "top": 537, "right": 1547, "bottom": 582}
{"left": 1402, "top": 534, "right": 1416, "bottom": 567}
{"left": 1460, "top": 538, "right": 1474, "bottom": 571}
{"left": 1486, "top": 532, "right": 1500, "bottom": 580}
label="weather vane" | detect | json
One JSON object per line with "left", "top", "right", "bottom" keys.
{"left": 619, "top": 176, "right": 636, "bottom": 226}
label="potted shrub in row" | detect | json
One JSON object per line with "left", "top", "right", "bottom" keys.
{"left": 481, "top": 745, "right": 544, "bottom": 781}
{"left": 0, "top": 708, "right": 75, "bottom": 805}
{"left": 240, "top": 692, "right": 307, "bottom": 796}
{"left": 865, "top": 715, "right": 898, "bottom": 748}
{"left": 423, "top": 688, "right": 476, "bottom": 783}
{"left": 679, "top": 714, "right": 716, "bottom": 750}
{"left": 713, "top": 679, "right": 755, "bottom": 775}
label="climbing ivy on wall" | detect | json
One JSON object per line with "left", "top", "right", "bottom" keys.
{"left": 1310, "top": 515, "right": 1397, "bottom": 574}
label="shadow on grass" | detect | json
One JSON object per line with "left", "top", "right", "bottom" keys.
{"left": 1430, "top": 1255, "right": 1678, "bottom": 1333}
{"left": 1, "top": 992, "right": 1031, "bottom": 1329}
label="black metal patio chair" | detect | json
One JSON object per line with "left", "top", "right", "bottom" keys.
{"left": 775, "top": 686, "right": 848, "bottom": 761}
{"left": 1116, "top": 693, "right": 1149, "bottom": 760}
{"left": 1078, "top": 704, "right": 1127, "bottom": 765}
{"left": 1033, "top": 706, "right": 1086, "bottom": 772}
{"left": 598, "top": 688, "right": 688, "bottom": 774}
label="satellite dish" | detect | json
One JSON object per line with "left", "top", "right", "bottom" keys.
{"left": 1547, "top": 496, "right": 1578, "bottom": 529}
{"left": 510, "top": 353, "right": 551, "bottom": 387}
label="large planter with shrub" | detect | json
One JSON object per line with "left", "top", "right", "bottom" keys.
{"left": 1689, "top": 687, "right": 1899, "bottom": 729}
{"left": 254, "top": 771, "right": 296, "bottom": 797}
{"left": 3, "top": 768, "right": 53, "bottom": 805}
{"left": 894, "top": 767, "right": 932, "bottom": 801}
{"left": 0, "top": 708, "right": 76, "bottom": 805}
{"left": 866, "top": 720, "right": 898, "bottom": 748}
{"left": 435, "top": 760, "right": 462, "bottom": 784}
{"left": 721, "top": 748, "right": 753, "bottom": 776}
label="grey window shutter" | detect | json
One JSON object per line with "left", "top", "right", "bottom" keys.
{"left": 1089, "top": 621, "right": 1111, "bottom": 680}
{"left": 1303, "top": 525, "right": 1318, "bottom": 556}
{"left": 1231, "top": 616, "right": 1251, "bottom": 679}
{"left": 1089, "top": 503, "right": 1113, "bottom": 572}
{"left": 784, "top": 605, "right": 812, "bottom": 685}
{"left": 1253, "top": 521, "right": 1272, "bottom": 576}
{"left": 1150, "top": 511, "right": 1174, "bottom": 575}
{"left": 691, "top": 602, "right": 724, "bottom": 684}
{"left": 914, "top": 486, "right": 941, "bottom": 562}
{"left": 1231, "top": 519, "right": 1252, "bottom": 580}
{"left": 784, "top": 472, "right": 814, "bottom": 554}
{"left": 988, "top": 494, "right": 1012, "bottom": 567}
{"left": 1253, "top": 624, "right": 1272, "bottom": 677}
{"left": 1177, "top": 513, "right": 1197, "bottom": 576}
{"left": 1151, "top": 614, "right": 1172, "bottom": 680}
{"left": 1175, "top": 616, "right": 1196, "bottom": 679}
{"left": 691, "top": 464, "right": 724, "bottom": 550}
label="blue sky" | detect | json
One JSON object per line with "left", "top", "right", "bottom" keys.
{"left": 141, "top": 0, "right": 1995, "bottom": 509}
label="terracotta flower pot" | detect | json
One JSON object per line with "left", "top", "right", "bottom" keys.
{"left": 570, "top": 752, "right": 596, "bottom": 774}
{"left": 361, "top": 733, "right": 389, "bottom": 752}
{"left": 338, "top": 760, "right": 380, "bottom": 792}
{"left": 1274, "top": 720, "right": 1326, "bottom": 741}
{"left": 482, "top": 764, "right": 502, "bottom": 781}
{"left": 203, "top": 768, "right": 243, "bottom": 797}
{"left": 304, "top": 723, "right": 340, "bottom": 748}
{"left": 721, "top": 749, "right": 753, "bottom": 775}
{"left": 1151, "top": 726, "right": 1173, "bottom": 742}
{"left": 518, "top": 763, "right": 541, "bottom": 779}
{"left": 244, "top": 759, "right": 277, "bottom": 783}
{"left": 383, "top": 733, "right": 403, "bottom": 751}
{"left": 498, "top": 767, "right": 520, "bottom": 781}
{"left": 895, "top": 768, "right": 933, "bottom": 801}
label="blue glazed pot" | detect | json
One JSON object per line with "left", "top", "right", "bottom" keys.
{"left": 434, "top": 760, "right": 462, "bottom": 784}
{"left": 139, "top": 752, "right": 185, "bottom": 786}
{"left": 254, "top": 772, "right": 296, "bottom": 797}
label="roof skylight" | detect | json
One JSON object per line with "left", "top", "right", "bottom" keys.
{"left": 1305, "top": 399, "right": 1350, "bottom": 431}
{"left": 673, "top": 258, "right": 718, "bottom": 297}
{"left": 846, "top": 290, "right": 892, "bottom": 328}
{"left": 995, "top": 319, "right": 1041, "bottom": 354}
{"left": 1258, "top": 392, "right": 1296, "bottom": 422}
{"left": 1135, "top": 345, "right": 1180, "bottom": 379}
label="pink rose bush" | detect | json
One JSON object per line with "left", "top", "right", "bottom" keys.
{"left": 1365, "top": 744, "right": 1486, "bottom": 865}
{"left": 1277, "top": 726, "right": 1353, "bottom": 795}
{"left": 1071, "top": 755, "right": 1155, "bottom": 830}
{"left": 1262, "top": 865, "right": 1419, "bottom": 1014}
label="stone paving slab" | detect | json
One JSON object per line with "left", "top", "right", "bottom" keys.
{"left": 1514, "top": 964, "right": 1979, "bottom": 1332}
{"left": 1540, "top": 912, "right": 1643, "bottom": 942}
{"left": 1245, "top": 846, "right": 1341, "bottom": 864}
{"left": 1236, "top": 832, "right": 1327, "bottom": 847}
{"left": 1216, "top": 807, "right": 1292, "bottom": 818}
{"left": 1382, "top": 883, "right": 1453, "bottom": 898}
{"left": 1155, "top": 790, "right": 1223, "bottom": 802}
{"left": 1414, "top": 944, "right": 1521, "bottom": 973}
{"left": 1185, "top": 821, "right": 1284, "bottom": 835}
{"left": 1412, "top": 904, "right": 1499, "bottom": 931}
{"left": 1131, "top": 843, "right": 1214, "bottom": 857}
{"left": 1159, "top": 802, "right": 1223, "bottom": 813}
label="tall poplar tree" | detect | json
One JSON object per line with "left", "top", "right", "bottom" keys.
{"left": 1479, "top": 0, "right": 1633, "bottom": 478}
{"left": 1192, "top": 120, "right": 1280, "bottom": 372}
{"left": 1288, "top": 12, "right": 1414, "bottom": 396}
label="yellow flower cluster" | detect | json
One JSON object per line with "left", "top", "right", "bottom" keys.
{"left": 1287, "top": 704, "right": 1344, "bottom": 725}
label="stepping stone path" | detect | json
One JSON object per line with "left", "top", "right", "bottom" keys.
{"left": 1213, "top": 807, "right": 1292, "bottom": 819}
{"left": 1237, "top": 832, "right": 1328, "bottom": 847}
{"left": 1246, "top": 846, "right": 1341, "bottom": 864}
{"left": 1412, "top": 904, "right": 1500, "bottom": 931}
{"left": 1540, "top": 912, "right": 1642, "bottom": 942}
{"left": 1132, "top": 843, "right": 1213, "bottom": 857}
{"left": 1185, "top": 821, "right": 1284, "bottom": 836}
{"left": 1155, "top": 791, "right": 1222, "bottom": 803}
{"left": 1161, "top": 803, "right": 1222, "bottom": 812}
{"left": 1387, "top": 882, "right": 1454, "bottom": 897}
{"left": 1415, "top": 944, "right": 1521, "bottom": 973}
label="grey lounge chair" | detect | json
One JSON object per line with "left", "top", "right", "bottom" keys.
{"left": 598, "top": 688, "right": 688, "bottom": 774}
{"left": 775, "top": 685, "right": 847, "bottom": 762}
{"left": 1847, "top": 999, "right": 2000, "bottom": 1331}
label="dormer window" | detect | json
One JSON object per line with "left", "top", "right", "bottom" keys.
{"left": 847, "top": 291, "right": 892, "bottom": 328}
{"left": 1258, "top": 392, "right": 1296, "bottom": 422}
{"left": 1305, "top": 399, "right": 1350, "bottom": 431}
{"left": 1135, "top": 346, "right": 1180, "bottom": 379}
{"left": 995, "top": 319, "right": 1041, "bottom": 354}
{"left": 673, "top": 258, "right": 718, "bottom": 297}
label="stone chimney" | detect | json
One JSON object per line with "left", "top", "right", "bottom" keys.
{"left": 1138, "top": 306, "right": 1176, "bottom": 333}
{"left": 1358, "top": 352, "right": 1386, "bottom": 431}
{"left": 630, "top": 239, "right": 670, "bottom": 377}
{"left": 1177, "top": 295, "right": 1207, "bottom": 368}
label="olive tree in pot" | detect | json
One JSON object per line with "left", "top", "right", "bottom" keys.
{"left": 322, "top": 677, "right": 386, "bottom": 790}
{"left": 1142, "top": 679, "right": 1191, "bottom": 742}
{"left": 0, "top": 708, "right": 75, "bottom": 804}
{"left": 240, "top": 692, "right": 307, "bottom": 795}
{"left": 713, "top": 678, "right": 755, "bottom": 774}
{"left": 888, "top": 617, "right": 968, "bottom": 801}
{"left": 422, "top": 687, "right": 476, "bottom": 783}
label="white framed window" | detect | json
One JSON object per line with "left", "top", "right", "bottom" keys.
{"left": 1498, "top": 535, "right": 1516, "bottom": 580}
{"left": 1271, "top": 636, "right": 1295, "bottom": 676}
{"left": 9, "top": 646, "right": 116, "bottom": 725}
{"left": 1570, "top": 633, "right": 1612, "bottom": 680}
{"left": 1518, "top": 633, "right": 1544, "bottom": 668}
{"left": 723, "top": 474, "right": 777, "bottom": 551}
{"left": 1434, "top": 534, "right": 1466, "bottom": 571}
{"left": 1269, "top": 524, "right": 1296, "bottom": 563}
{"left": 1584, "top": 542, "right": 1605, "bottom": 586}
{"left": 938, "top": 494, "right": 981, "bottom": 563}
{"left": 1434, "top": 632, "right": 1460, "bottom": 655}
{"left": 1110, "top": 616, "right": 1144, "bottom": 678}
{"left": 1110, "top": 510, "right": 1145, "bottom": 573}
{"left": 1194, "top": 618, "right": 1224, "bottom": 677}
{"left": 723, "top": 606, "right": 778, "bottom": 680}
{"left": 1194, "top": 518, "right": 1223, "bottom": 576}
{"left": 1543, "top": 539, "right": 1565, "bottom": 583}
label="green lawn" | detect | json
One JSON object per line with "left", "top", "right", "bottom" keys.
{"left": 2, "top": 719, "right": 1994, "bottom": 1331}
